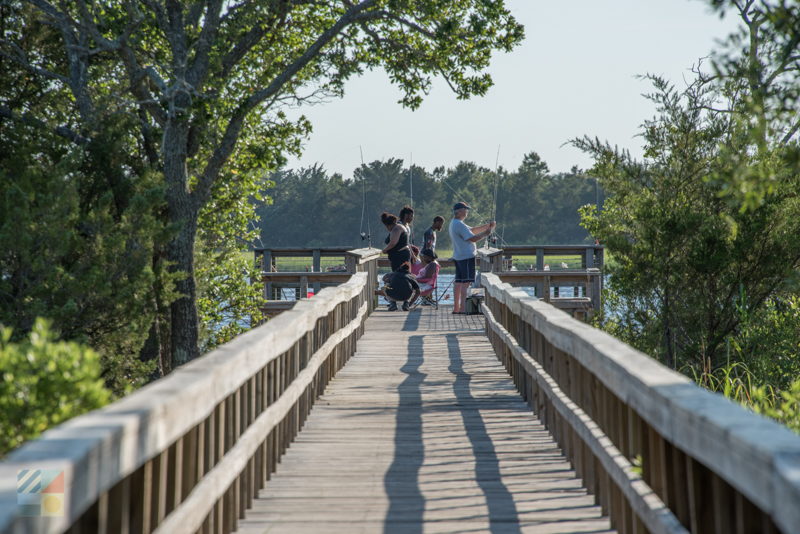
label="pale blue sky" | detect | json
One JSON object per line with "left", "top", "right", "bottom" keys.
{"left": 286, "top": 1, "right": 739, "bottom": 176}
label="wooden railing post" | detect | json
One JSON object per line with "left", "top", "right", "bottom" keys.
{"left": 312, "top": 249, "right": 321, "bottom": 293}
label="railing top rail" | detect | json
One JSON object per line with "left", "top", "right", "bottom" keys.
{"left": 261, "top": 272, "right": 352, "bottom": 282}
{"left": 478, "top": 245, "right": 605, "bottom": 258}
{"left": 500, "top": 244, "right": 605, "bottom": 252}
{"left": 253, "top": 246, "right": 359, "bottom": 256}
{"left": 345, "top": 247, "right": 381, "bottom": 265}
{"left": 496, "top": 270, "right": 601, "bottom": 279}
{"left": 481, "top": 273, "right": 800, "bottom": 533}
{"left": 0, "top": 272, "right": 370, "bottom": 533}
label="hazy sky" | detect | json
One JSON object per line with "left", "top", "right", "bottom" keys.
{"left": 285, "top": 1, "right": 739, "bottom": 177}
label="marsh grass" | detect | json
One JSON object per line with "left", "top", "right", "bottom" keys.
{"left": 688, "top": 362, "right": 800, "bottom": 433}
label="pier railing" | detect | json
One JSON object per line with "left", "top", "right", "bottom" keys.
{"left": 255, "top": 247, "right": 380, "bottom": 317}
{"left": 481, "top": 272, "right": 800, "bottom": 534}
{"left": 0, "top": 253, "right": 377, "bottom": 534}
{"left": 478, "top": 246, "right": 603, "bottom": 319}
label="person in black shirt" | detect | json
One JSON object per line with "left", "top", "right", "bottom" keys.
{"left": 381, "top": 212, "right": 412, "bottom": 272}
{"left": 377, "top": 264, "right": 420, "bottom": 311}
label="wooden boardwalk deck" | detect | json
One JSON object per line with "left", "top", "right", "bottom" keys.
{"left": 235, "top": 306, "right": 614, "bottom": 534}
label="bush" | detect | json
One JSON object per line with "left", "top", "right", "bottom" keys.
{"left": 0, "top": 319, "right": 111, "bottom": 456}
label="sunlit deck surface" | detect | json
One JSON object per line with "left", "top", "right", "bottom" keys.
{"left": 235, "top": 306, "right": 613, "bottom": 534}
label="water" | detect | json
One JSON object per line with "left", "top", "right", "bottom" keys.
{"left": 375, "top": 273, "right": 583, "bottom": 306}
{"left": 275, "top": 273, "right": 584, "bottom": 306}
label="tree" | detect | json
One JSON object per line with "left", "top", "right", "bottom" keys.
{"left": 573, "top": 75, "right": 800, "bottom": 370}
{"left": 256, "top": 154, "right": 598, "bottom": 250}
{"left": 703, "top": 0, "right": 800, "bottom": 209}
{"left": 2, "top": 1, "right": 524, "bottom": 368}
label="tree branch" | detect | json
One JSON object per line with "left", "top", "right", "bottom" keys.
{"left": 764, "top": 54, "right": 800, "bottom": 87}
{"left": 193, "top": 0, "right": 379, "bottom": 208}
{"left": 186, "top": 0, "right": 224, "bottom": 87}
{"left": 0, "top": 105, "right": 89, "bottom": 145}
{"left": 0, "top": 42, "right": 68, "bottom": 84}
{"left": 781, "top": 116, "right": 800, "bottom": 144}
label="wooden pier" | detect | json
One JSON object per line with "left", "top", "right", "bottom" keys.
{"left": 2, "top": 247, "right": 799, "bottom": 534}
{"left": 235, "top": 307, "right": 612, "bottom": 533}
{"left": 255, "top": 244, "right": 605, "bottom": 319}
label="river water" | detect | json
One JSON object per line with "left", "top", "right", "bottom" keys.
{"left": 275, "top": 273, "right": 583, "bottom": 305}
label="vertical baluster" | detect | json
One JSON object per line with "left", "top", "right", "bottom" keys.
{"left": 129, "top": 460, "right": 152, "bottom": 534}
{"left": 106, "top": 477, "right": 131, "bottom": 534}
{"left": 166, "top": 437, "right": 183, "bottom": 516}
{"left": 687, "top": 457, "right": 713, "bottom": 533}
{"left": 711, "top": 472, "right": 734, "bottom": 534}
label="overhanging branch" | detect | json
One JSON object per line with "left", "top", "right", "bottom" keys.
{"left": 193, "top": 0, "right": 380, "bottom": 208}
{"left": 0, "top": 105, "right": 90, "bottom": 145}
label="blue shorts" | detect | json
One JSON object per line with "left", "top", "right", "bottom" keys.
{"left": 454, "top": 257, "right": 476, "bottom": 283}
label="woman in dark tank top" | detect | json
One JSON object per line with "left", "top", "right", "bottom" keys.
{"left": 381, "top": 212, "right": 411, "bottom": 271}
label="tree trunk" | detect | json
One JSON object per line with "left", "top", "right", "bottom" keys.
{"left": 168, "top": 215, "right": 200, "bottom": 367}
{"left": 163, "top": 118, "right": 201, "bottom": 369}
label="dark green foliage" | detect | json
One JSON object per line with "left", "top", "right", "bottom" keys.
{"left": 575, "top": 75, "right": 800, "bottom": 373}
{"left": 196, "top": 166, "right": 268, "bottom": 352}
{"left": 256, "top": 154, "right": 600, "bottom": 249}
{"left": 0, "top": 120, "right": 177, "bottom": 395}
{"left": 0, "top": 319, "right": 111, "bottom": 456}
{"left": 1, "top": 0, "right": 526, "bottom": 367}
{"left": 728, "top": 295, "right": 800, "bottom": 390}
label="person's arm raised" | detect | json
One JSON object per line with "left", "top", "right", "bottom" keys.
{"left": 470, "top": 221, "right": 496, "bottom": 234}
{"left": 466, "top": 221, "right": 496, "bottom": 243}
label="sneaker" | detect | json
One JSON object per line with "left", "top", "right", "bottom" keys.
{"left": 402, "top": 301, "right": 410, "bottom": 311}
{"left": 387, "top": 301, "right": 398, "bottom": 311}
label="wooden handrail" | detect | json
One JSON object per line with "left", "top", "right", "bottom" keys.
{"left": 253, "top": 246, "right": 354, "bottom": 256}
{"left": 478, "top": 244, "right": 605, "bottom": 271}
{"left": 261, "top": 272, "right": 352, "bottom": 283}
{"left": 0, "top": 271, "right": 376, "bottom": 534}
{"left": 480, "top": 272, "right": 800, "bottom": 534}
{"left": 344, "top": 247, "right": 381, "bottom": 265}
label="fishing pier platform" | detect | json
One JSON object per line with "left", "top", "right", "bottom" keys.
{"left": 255, "top": 244, "right": 604, "bottom": 319}
{"left": 2, "top": 248, "right": 799, "bottom": 534}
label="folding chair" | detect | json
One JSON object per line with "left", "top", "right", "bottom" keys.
{"left": 417, "top": 262, "right": 444, "bottom": 309}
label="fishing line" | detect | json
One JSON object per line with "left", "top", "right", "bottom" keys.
{"left": 439, "top": 173, "right": 510, "bottom": 248}
{"left": 359, "top": 145, "right": 372, "bottom": 247}
{"left": 488, "top": 144, "right": 501, "bottom": 249}
{"left": 409, "top": 152, "right": 415, "bottom": 245}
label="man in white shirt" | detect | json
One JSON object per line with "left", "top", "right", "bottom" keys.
{"left": 448, "top": 202, "right": 495, "bottom": 314}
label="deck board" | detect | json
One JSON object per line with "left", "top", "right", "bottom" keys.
{"left": 235, "top": 307, "right": 614, "bottom": 534}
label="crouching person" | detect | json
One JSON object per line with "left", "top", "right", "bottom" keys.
{"left": 376, "top": 264, "right": 420, "bottom": 311}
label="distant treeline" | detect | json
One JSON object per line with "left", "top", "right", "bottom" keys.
{"left": 255, "top": 152, "right": 603, "bottom": 249}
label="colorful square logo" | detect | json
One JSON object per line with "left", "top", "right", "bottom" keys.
{"left": 17, "top": 469, "right": 64, "bottom": 517}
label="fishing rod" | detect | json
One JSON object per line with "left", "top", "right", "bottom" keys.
{"left": 439, "top": 170, "right": 510, "bottom": 248}
{"left": 359, "top": 145, "right": 372, "bottom": 247}
{"left": 486, "top": 145, "right": 501, "bottom": 249}
{"left": 408, "top": 152, "right": 415, "bottom": 246}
